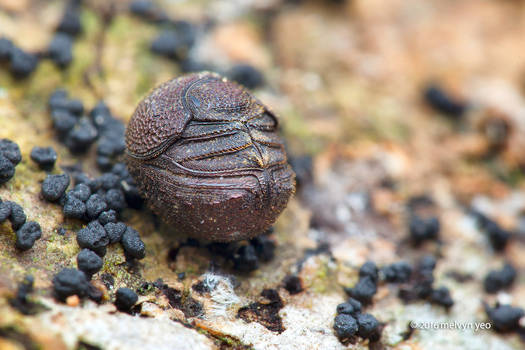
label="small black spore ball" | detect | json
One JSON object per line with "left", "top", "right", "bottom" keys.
{"left": 77, "top": 248, "right": 103, "bottom": 278}
{"left": 42, "top": 174, "right": 70, "bottom": 202}
{"left": 15, "top": 221, "right": 42, "bottom": 251}
{"left": 51, "top": 110, "right": 77, "bottom": 136}
{"left": 250, "top": 234, "right": 276, "bottom": 262}
{"left": 227, "top": 64, "right": 264, "bottom": 89}
{"left": 0, "top": 138, "right": 22, "bottom": 165}
{"left": 115, "top": 287, "right": 138, "bottom": 312}
{"left": 382, "top": 261, "right": 413, "bottom": 283}
{"left": 98, "top": 209, "right": 118, "bottom": 225}
{"left": 423, "top": 84, "right": 467, "bottom": 118}
{"left": 9, "top": 48, "right": 38, "bottom": 78}
{"left": 409, "top": 216, "right": 440, "bottom": 245}
{"left": 356, "top": 313, "right": 380, "bottom": 340}
{"left": 76, "top": 221, "right": 109, "bottom": 256}
{"left": 30, "top": 146, "right": 57, "bottom": 170}
{"left": 63, "top": 193, "right": 87, "bottom": 219}
{"left": 485, "top": 303, "right": 524, "bottom": 332}
{"left": 336, "top": 298, "right": 362, "bottom": 317}
{"left": 104, "top": 189, "right": 126, "bottom": 211}
{"left": 70, "top": 183, "right": 91, "bottom": 202}
{"left": 65, "top": 118, "right": 98, "bottom": 153}
{"left": 0, "top": 37, "right": 14, "bottom": 62}
{"left": 282, "top": 275, "right": 303, "bottom": 294}
{"left": 0, "top": 200, "right": 11, "bottom": 222}
{"left": 429, "top": 286, "right": 454, "bottom": 309}
{"left": 57, "top": 4, "right": 82, "bottom": 36}
{"left": 52, "top": 268, "right": 90, "bottom": 301}
{"left": 8, "top": 201, "right": 27, "bottom": 230}
{"left": 121, "top": 226, "right": 146, "bottom": 260}
{"left": 359, "top": 261, "right": 379, "bottom": 283}
{"left": 483, "top": 263, "right": 517, "bottom": 294}
{"left": 346, "top": 276, "right": 377, "bottom": 305}
{"left": 333, "top": 314, "right": 358, "bottom": 341}
{"left": 85, "top": 194, "right": 108, "bottom": 220}
{"left": 150, "top": 29, "right": 192, "bottom": 61}
{"left": 104, "top": 222, "right": 126, "bottom": 243}
{"left": 48, "top": 33, "right": 73, "bottom": 68}
{"left": 232, "top": 244, "right": 259, "bottom": 272}
{"left": 0, "top": 155, "right": 15, "bottom": 185}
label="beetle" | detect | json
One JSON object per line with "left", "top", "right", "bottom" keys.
{"left": 125, "top": 72, "right": 295, "bottom": 241}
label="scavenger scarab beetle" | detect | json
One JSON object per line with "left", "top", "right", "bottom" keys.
{"left": 125, "top": 72, "right": 295, "bottom": 242}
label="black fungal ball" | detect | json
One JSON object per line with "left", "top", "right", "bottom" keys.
{"left": 70, "top": 183, "right": 91, "bottom": 202}
{"left": 250, "top": 234, "right": 276, "bottom": 262}
{"left": 99, "top": 173, "right": 120, "bottom": 190}
{"left": 0, "top": 201, "right": 11, "bottom": 222}
{"left": 346, "top": 276, "right": 377, "bottom": 305}
{"left": 0, "top": 155, "right": 15, "bottom": 185}
{"left": 51, "top": 110, "right": 77, "bottom": 135}
{"left": 65, "top": 118, "right": 98, "bottom": 153}
{"left": 0, "top": 138, "right": 22, "bottom": 165}
{"left": 115, "top": 287, "right": 138, "bottom": 312}
{"left": 8, "top": 201, "right": 27, "bottom": 230}
{"left": 232, "top": 245, "right": 259, "bottom": 272}
{"left": 333, "top": 314, "right": 358, "bottom": 340}
{"left": 9, "top": 48, "right": 38, "bottom": 78}
{"left": 282, "top": 275, "right": 303, "bottom": 295}
{"left": 85, "top": 194, "right": 108, "bottom": 220}
{"left": 48, "top": 33, "right": 73, "bottom": 68}
{"left": 121, "top": 226, "right": 146, "bottom": 260}
{"left": 483, "top": 263, "right": 517, "bottom": 294}
{"left": 359, "top": 261, "right": 379, "bottom": 283}
{"left": 423, "top": 84, "right": 467, "bottom": 118}
{"left": 336, "top": 299, "right": 362, "bottom": 317}
{"left": 52, "top": 268, "right": 89, "bottom": 301}
{"left": 57, "top": 5, "right": 82, "bottom": 36}
{"left": 429, "top": 286, "right": 454, "bottom": 309}
{"left": 227, "top": 64, "right": 264, "bottom": 89}
{"left": 15, "top": 221, "right": 42, "bottom": 251}
{"left": 104, "top": 222, "right": 127, "bottom": 244}
{"left": 105, "top": 189, "right": 126, "bottom": 211}
{"left": 356, "top": 313, "right": 380, "bottom": 340}
{"left": 150, "top": 29, "right": 193, "bottom": 61}
{"left": 76, "top": 221, "right": 109, "bottom": 256}
{"left": 409, "top": 216, "right": 440, "bottom": 245}
{"left": 77, "top": 248, "right": 103, "bottom": 278}
{"left": 0, "top": 37, "right": 14, "bottom": 61}
{"left": 30, "top": 146, "right": 57, "bottom": 170}
{"left": 98, "top": 209, "right": 117, "bottom": 225}
{"left": 485, "top": 304, "right": 524, "bottom": 332}
{"left": 42, "top": 174, "right": 70, "bottom": 202}
{"left": 382, "top": 262, "right": 413, "bottom": 283}
{"left": 63, "top": 193, "right": 87, "bottom": 219}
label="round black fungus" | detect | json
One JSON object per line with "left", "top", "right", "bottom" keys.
{"left": 409, "top": 216, "right": 440, "bottom": 245}
{"left": 48, "top": 32, "right": 73, "bottom": 68}
{"left": 15, "top": 221, "right": 42, "bottom": 251}
{"left": 76, "top": 221, "right": 109, "bottom": 256}
{"left": 77, "top": 248, "right": 103, "bottom": 277}
{"left": 485, "top": 304, "right": 524, "bottom": 332}
{"left": 42, "top": 173, "right": 70, "bottom": 202}
{"left": 9, "top": 48, "right": 38, "bottom": 78}
{"left": 48, "top": 89, "right": 68, "bottom": 109}
{"left": 382, "top": 261, "right": 412, "bottom": 283}
{"left": 289, "top": 155, "right": 313, "bottom": 188}
{"left": 356, "top": 313, "right": 380, "bottom": 340}
{"left": 98, "top": 209, "right": 117, "bottom": 225}
{"left": 423, "top": 84, "right": 467, "bottom": 118}
{"left": 99, "top": 173, "right": 120, "bottom": 190}
{"left": 130, "top": 0, "right": 156, "bottom": 17}
{"left": 85, "top": 194, "right": 108, "bottom": 220}
{"left": 0, "top": 138, "right": 22, "bottom": 165}
{"left": 52, "top": 268, "right": 89, "bottom": 301}
{"left": 0, "top": 37, "right": 14, "bottom": 61}
{"left": 87, "top": 284, "right": 103, "bottom": 303}
{"left": 0, "top": 155, "right": 15, "bottom": 185}
{"left": 121, "top": 226, "right": 146, "bottom": 260}
{"left": 333, "top": 314, "right": 358, "bottom": 340}
{"left": 96, "top": 155, "right": 112, "bottom": 171}
{"left": 483, "top": 263, "right": 516, "bottom": 294}
{"left": 65, "top": 118, "right": 98, "bottom": 153}
{"left": 63, "top": 193, "right": 87, "bottom": 219}
{"left": 104, "top": 222, "right": 126, "bottom": 244}
{"left": 359, "top": 261, "right": 378, "bottom": 283}
{"left": 8, "top": 201, "right": 26, "bottom": 230}
{"left": 0, "top": 201, "right": 11, "bottom": 222}
{"left": 429, "top": 286, "right": 454, "bottom": 308}
{"left": 250, "top": 234, "right": 276, "bottom": 262}
{"left": 484, "top": 220, "right": 511, "bottom": 252}
{"left": 57, "top": 5, "right": 82, "bottom": 36}
{"left": 115, "top": 287, "right": 138, "bottom": 312}
{"left": 150, "top": 29, "right": 193, "bottom": 61}
{"left": 283, "top": 275, "right": 303, "bottom": 294}
{"left": 232, "top": 244, "right": 259, "bottom": 272}
{"left": 105, "top": 188, "right": 126, "bottom": 211}
{"left": 51, "top": 110, "right": 77, "bottom": 135}
{"left": 336, "top": 299, "right": 362, "bottom": 317}
{"left": 346, "top": 276, "right": 377, "bottom": 305}
{"left": 70, "top": 183, "right": 91, "bottom": 202}
{"left": 30, "top": 146, "right": 57, "bottom": 170}
{"left": 227, "top": 64, "right": 264, "bottom": 89}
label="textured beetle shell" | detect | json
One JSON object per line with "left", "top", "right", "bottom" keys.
{"left": 125, "top": 72, "right": 295, "bottom": 241}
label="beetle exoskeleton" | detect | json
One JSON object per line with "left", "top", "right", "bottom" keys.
{"left": 125, "top": 72, "right": 295, "bottom": 241}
